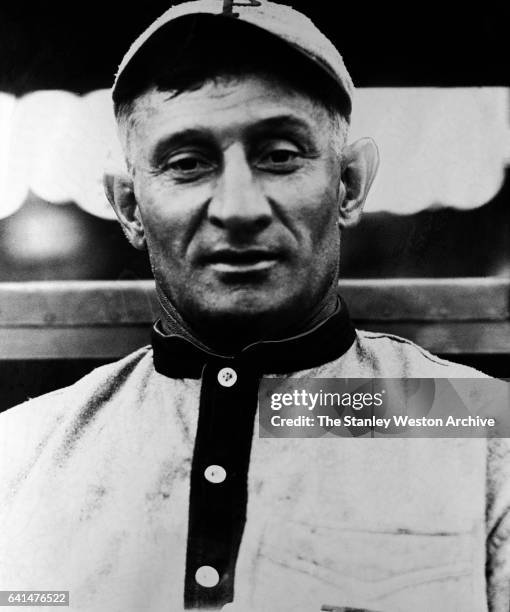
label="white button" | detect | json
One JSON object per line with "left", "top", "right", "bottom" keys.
{"left": 195, "top": 565, "right": 220, "bottom": 588}
{"left": 204, "top": 465, "right": 227, "bottom": 484}
{"left": 217, "top": 367, "right": 237, "bottom": 387}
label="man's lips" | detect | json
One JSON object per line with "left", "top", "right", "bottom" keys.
{"left": 201, "top": 248, "right": 281, "bottom": 273}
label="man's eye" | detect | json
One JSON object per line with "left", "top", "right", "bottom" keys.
{"left": 163, "top": 154, "right": 214, "bottom": 179}
{"left": 267, "top": 150, "right": 298, "bottom": 164}
{"left": 257, "top": 146, "right": 302, "bottom": 172}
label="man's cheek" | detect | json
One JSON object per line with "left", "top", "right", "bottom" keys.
{"left": 299, "top": 201, "right": 338, "bottom": 245}
{"left": 144, "top": 217, "right": 185, "bottom": 254}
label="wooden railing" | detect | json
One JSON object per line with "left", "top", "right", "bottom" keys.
{"left": 0, "top": 278, "right": 509, "bottom": 359}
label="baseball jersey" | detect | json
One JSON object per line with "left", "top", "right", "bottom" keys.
{"left": 0, "top": 301, "right": 508, "bottom": 611}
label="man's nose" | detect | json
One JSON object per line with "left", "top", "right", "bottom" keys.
{"left": 208, "top": 147, "right": 272, "bottom": 235}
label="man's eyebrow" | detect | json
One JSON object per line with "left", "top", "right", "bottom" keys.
{"left": 246, "top": 115, "right": 316, "bottom": 139}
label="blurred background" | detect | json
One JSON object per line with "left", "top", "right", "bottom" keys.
{"left": 0, "top": 2, "right": 509, "bottom": 408}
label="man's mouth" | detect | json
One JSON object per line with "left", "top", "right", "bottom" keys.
{"left": 204, "top": 248, "right": 280, "bottom": 273}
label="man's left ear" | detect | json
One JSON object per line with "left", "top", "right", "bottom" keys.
{"left": 338, "top": 137, "right": 379, "bottom": 228}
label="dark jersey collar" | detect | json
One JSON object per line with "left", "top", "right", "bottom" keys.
{"left": 152, "top": 297, "right": 356, "bottom": 379}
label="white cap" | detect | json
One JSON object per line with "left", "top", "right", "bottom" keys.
{"left": 112, "top": 0, "right": 354, "bottom": 116}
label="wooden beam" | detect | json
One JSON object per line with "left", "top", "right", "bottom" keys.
{"left": 0, "top": 326, "right": 151, "bottom": 360}
{"left": 0, "top": 281, "right": 159, "bottom": 326}
{"left": 1, "top": 322, "right": 509, "bottom": 359}
{"left": 341, "top": 278, "right": 510, "bottom": 321}
{"left": 0, "top": 279, "right": 508, "bottom": 358}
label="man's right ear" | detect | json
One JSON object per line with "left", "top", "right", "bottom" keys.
{"left": 103, "top": 174, "right": 146, "bottom": 250}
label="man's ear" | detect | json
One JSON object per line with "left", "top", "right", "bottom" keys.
{"left": 338, "top": 137, "right": 379, "bottom": 228}
{"left": 103, "top": 173, "right": 146, "bottom": 250}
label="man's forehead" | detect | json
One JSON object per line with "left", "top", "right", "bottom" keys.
{"left": 126, "top": 76, "right": 331, "bottom": 140}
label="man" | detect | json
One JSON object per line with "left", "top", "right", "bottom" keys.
{"left": 1, "top": 2, "right": 509, "bottom": 611}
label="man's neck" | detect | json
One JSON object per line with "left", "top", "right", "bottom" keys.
{"left": 157, "top": 286, "right": 213, "bottom": 352}
{"left": 156, "top": 285, "right": 340, "bottom": 356}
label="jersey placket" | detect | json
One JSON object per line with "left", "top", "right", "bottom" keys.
{"left": 184, "top": 360, "right": 259, "bottom": 609}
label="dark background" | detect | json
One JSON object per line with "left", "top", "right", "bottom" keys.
{"left": 1, "top": 3, "right": 509, "bottom": 94}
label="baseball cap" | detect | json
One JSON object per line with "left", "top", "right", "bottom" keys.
{"left": 112, "top": 0, "right": 354, "bottom": 117}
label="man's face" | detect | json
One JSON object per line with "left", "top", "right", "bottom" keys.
{"left": 125, "top": 75, "right": 345, "bottom": 338}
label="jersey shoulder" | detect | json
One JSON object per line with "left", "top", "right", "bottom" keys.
{"left": 0, "top": 346, "right": 154, "bottom": 472}
{"left": 354, "top": 330, "right": 488, "bottom": 378}
{"left": 2, "top": 344, "right": 153, "bottom": 417}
